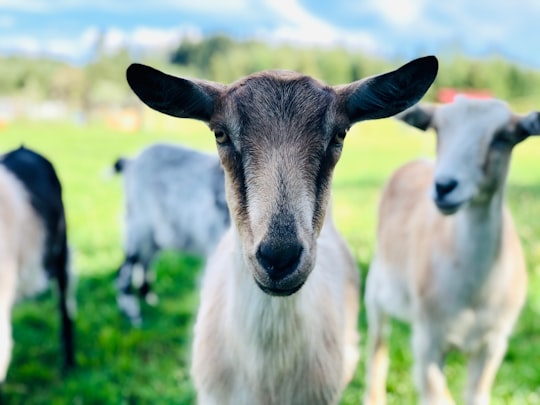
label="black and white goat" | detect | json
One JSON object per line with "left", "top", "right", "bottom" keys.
{"left": 113, "top": 143, "right": 230, "bottom": 326}
{"left": 0, "top": 146, "right": 75, "bottom": 389}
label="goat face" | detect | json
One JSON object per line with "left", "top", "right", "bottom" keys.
{"left": 210, "top": 73, "right": 344, "bottom": 295}
{"left": 126, "top": 56, "right": 438, "bottom": 296}
{"left": 398, "top": 97, "right": 540, "bottom": 214}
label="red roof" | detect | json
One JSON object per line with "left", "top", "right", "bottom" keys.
{"left": 437, "top": 88, "right": 494, "bottom": 103}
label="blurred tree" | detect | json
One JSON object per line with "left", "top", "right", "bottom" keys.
{"left": 316, "top": 48, "right": 353, "bottom": 85}
{"left": 170, "top": 34, "right": 234, "bottom": 77}
{"left": 2, "top": 34, "right": 540, "bottom": 116}
{"left": 0, "top": 56, "right": 66, "bottom": 101}
{"left": 50, "top": 65, "right": 86, "bottom": 107}
{"left": 83, "top": 47, "right": 133, "bottom": 111}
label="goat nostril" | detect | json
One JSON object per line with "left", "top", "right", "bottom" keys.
{"left": 435, "top": 179, "right": 458, "bottom": 199}
{"left": 256, "top": 240, "right": 303, "bottom": 279}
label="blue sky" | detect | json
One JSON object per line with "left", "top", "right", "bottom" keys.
{"left": 1, "top": 0, "right": 539, "bottom": 68}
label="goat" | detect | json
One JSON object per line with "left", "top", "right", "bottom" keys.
{"left": 0, "top": 146, "right": 76, "bottom": 390}
{"left": 364, "top": 96, "right": 538, "bottom": 405}
{"left": 126, "top": 56, "right": 438, "bottom": 404}
{"left": 113, "top": 143, "right": 229, "bottom": 326}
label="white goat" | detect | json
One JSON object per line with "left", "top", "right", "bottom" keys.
{"left": 364, "top": 97, "right": 539, "bottom": 405}
{"left": 113, "top": 143, "right": 229, "bottom": 326}
{"left": 126, "top": 56, "right": 438, "bottom": 404}
{"left": 0, "top": 146, "right": 76, "bottom": 391}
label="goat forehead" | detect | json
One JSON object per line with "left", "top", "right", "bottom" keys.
{"left": 225, "top": 73, "right": 335, "bottom": 139}
{"left": 434, "top": 98, "right": 512, "bottom": 142}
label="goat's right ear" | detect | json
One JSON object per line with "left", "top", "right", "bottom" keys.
{"left": 338, "top": 56, "right": 438, "bottom": 123}
{"left": 395, "top": 104, "right": 436, "bottom": 131}
{"left": 517, "top": 111, "right": 540, "bottom": 137}
{"left": 126, "top": 63, "right": 223, "bottom": 122}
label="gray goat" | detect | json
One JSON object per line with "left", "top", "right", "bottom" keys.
{"left": 114, "top": 143, "right": 229, "bottom": 326}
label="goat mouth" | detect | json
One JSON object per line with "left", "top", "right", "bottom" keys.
{"left": 434, "top": 199, "right": 463, "bottom": 215}
{"left": 254, "top": 279, "right": 305, "bottom": 297}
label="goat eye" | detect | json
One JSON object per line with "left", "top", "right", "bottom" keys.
{"left": 332, "top": 129, "right": 348, "bottom": 145}
{"left": 214, "top": 131, "right": 230, "bottom": 145}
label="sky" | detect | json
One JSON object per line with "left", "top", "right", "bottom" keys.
{"left": 0, "top": 0, "right": 539, "bottom": 68}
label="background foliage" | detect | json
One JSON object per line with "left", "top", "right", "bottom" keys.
{"left": 2, "top": 34, "right": 540, "bottom": 111}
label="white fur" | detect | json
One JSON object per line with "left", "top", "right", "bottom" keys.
{"left": 0, "top": 166, "right": 47, "bottom": 382}
{"left": 192, "top": 212, "right": 360, "bottom": 405}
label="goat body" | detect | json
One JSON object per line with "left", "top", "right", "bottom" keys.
{"left": 0, "top": 146, "right": 75, "bottom": 386}
{"left": 115, "top": 143, "right": 229, "bottom": 325}
{"left": 364, "top": 98, "right": 538, "bottom": 405}
{"left": 126, "top": 57, "right": 439, "bottom": 404}
{"left": 192, "top": 214, "right": 359, "bottom": 404}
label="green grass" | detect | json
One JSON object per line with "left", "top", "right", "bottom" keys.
{"left": 1, "top": 115, "right": 539, "bottom": 404}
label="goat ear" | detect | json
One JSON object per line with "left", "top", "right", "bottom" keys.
{"left": 339, "top": 56, "right": 438, "bottom": 123}
{"left": 395, "top": 104, "right": 435, "bottom": 131}
{"left": 516, "top": 111, "right": 540, "bottom": 139}
{"left": 126, "top": 63, "right": 223, "bottom": 122}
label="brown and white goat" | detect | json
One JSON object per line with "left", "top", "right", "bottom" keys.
{"left": 126, "top": 56, "right": 438, "bottom": 405}
{"left": 364, "top": 97, "right": 539, "bottom": 405}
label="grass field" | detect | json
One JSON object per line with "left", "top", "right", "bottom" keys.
{"left": 1, "top": 113, "right": 539, "bottom": 404}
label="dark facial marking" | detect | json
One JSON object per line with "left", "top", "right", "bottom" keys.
{"left": 218, "top": 145, "right": 250, "bottom": 230}
{"left": 312, "top": 137, "right": 343, "bottom": 229}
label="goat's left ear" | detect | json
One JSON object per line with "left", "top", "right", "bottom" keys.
{"left": 338, "top": 55, "right": 438, "bottom": 123}
{"left": 126, "top": 63, "right": 224, "bottom": 122}
{"left": 516, "top": 111, "right": 540, "bottom": 139}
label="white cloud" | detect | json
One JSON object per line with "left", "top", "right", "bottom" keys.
{"left": 0, "top": 0, "right": 539, "bottom": 68}
{"left": 103, "top": 28, "right": 127, "bottom": 54}
{"left": 0, "top": 28, "right": 92, "bottom": 61}
{"left": 371, "top": 0, "right": 425, "bottom": 27}
{"left": 265, "top": 25, "right": 379, "bottom": 52}
{"left": 0, "top": 0, "right": 48, "bottom": 11}
{"left": 80, "top": 26, "right": 101, "bottom": 49}
{"left": 157, "top": 0, "right": 248, "bottom": 14}
{"left": 259, "top": 0, "right": 380, "bottom": 52}
{"left": 131, "top": 27, "right": 184, "bottom": 50}
{"left": 2, "top": 36, "right": 40, "bottom": 54}
{"left": 0, "top": 25, "right": 201, "bottom": 63}
{"left": 0, "top": 0, "right": 249, "bottom": 14}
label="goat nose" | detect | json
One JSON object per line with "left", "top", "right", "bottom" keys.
{"left": 435, "top": 178, "right": 458, "bottom": 199}
{"left": 256, "top": 239, "right": 303, "bottom": 280}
